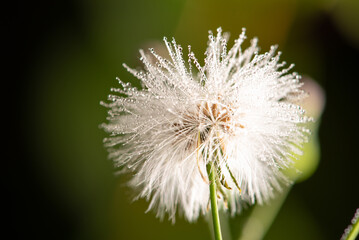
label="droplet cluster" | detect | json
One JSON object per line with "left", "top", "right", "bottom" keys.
{"left": 101, "top": 27, "right": 311, "bottom": 222}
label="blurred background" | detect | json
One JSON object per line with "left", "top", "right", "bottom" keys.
{"left": 8, "top": 0, "right": 359, "bottom": 239}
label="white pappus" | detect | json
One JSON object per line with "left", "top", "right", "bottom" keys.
{"left": 101, "top": 27, "right": 311, "bottom": 223}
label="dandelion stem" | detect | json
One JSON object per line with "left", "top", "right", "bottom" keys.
{"left": 207, "top": 162, "right": 223, "bottom": 240}
{"left": 342, "top": 208, "right": 359, "bottom": 240}
{"left": 346, "top": 221, "right": 359, "bottom": 240}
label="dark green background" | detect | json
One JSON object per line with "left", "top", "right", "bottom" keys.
{"left": 9, "top": 0, "right": 359, "bottom": 239}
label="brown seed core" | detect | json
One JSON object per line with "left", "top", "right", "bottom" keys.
{"left": 201, "top": 102, "right": 231, "bottom": 130}
{"left": 172, "top": 102, "right": 244, "bottom": 150}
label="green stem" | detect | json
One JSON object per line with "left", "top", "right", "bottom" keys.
{"left": 344, "top": 209, "right": 359, "bottom": 240}
{"left": 207, "top": 162, "right": 223, "bottom": 240}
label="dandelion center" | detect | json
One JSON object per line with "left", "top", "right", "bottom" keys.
{"left": 172, "top": 101, "right": 239, "bottom": 150}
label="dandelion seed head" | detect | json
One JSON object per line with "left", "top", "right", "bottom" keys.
{"left": 101, "top": 28, "right": 311, "bottom": 222}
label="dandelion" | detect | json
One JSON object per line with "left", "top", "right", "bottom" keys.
{"left": 101, "top": 27, "right": 311, "bottom": 235}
